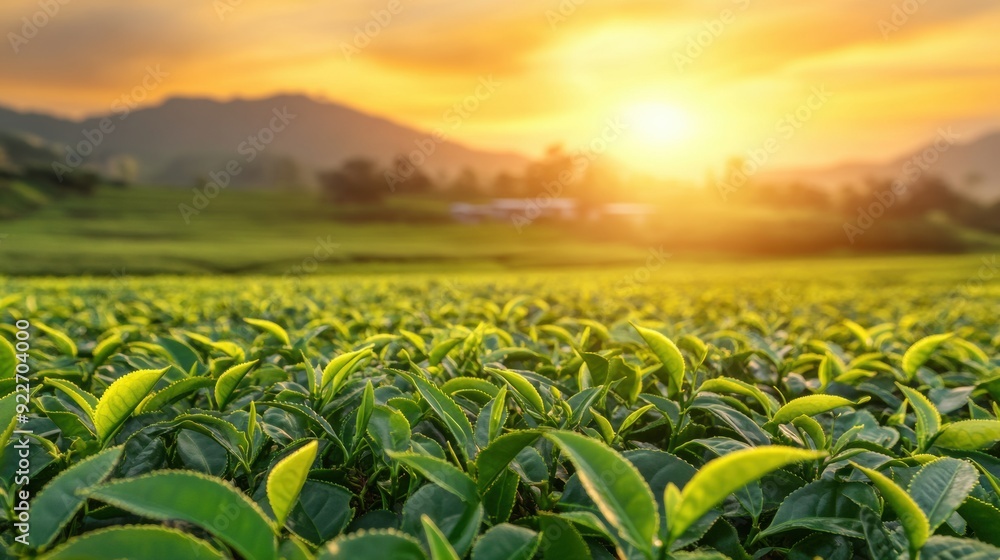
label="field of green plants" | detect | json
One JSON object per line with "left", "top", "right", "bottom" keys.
{"left": 1, "top": 257, "right": 999, "bottom": 559}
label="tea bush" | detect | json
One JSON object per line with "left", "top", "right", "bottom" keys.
{"left": 1, "top": 263, "right": 998, "bottom": 559}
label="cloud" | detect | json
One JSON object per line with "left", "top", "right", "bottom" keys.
{"left": 0, "top": 0, "right": 997, "bottom": 173}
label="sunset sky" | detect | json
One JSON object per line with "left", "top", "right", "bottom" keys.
{"left": 3, "top": 0, "right": 999, "bottom": 179}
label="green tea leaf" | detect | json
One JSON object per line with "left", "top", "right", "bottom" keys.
{"left": 214, "top": 359, "right": 258, "bottom": 409}
{"left": 322, "top": 347, "right": 373, "bottom": 394}
{"left": 267, "top": 440, "right": 318, "bottom": 528}
{"left": 934, "top": 420, "right": 1000, "bottom": 450}
{"left": 37, "top": 526, "right": 224, "bottom": 560}
{"left": 391, "top": 452, "right": 479, "bottom": 504}
{"left": 908, "top": 458, "right": 978, "bottom": 532}
{"left": 669, "top": 446, "right": 825, "bottom": 544}
{"left": 902, "top": 333, "right": 952, "bottom": 379}
{"left": 244, "top": 317, "right": 291, "bottom": 346}
{"left": 471, "top": 524, "right": 540, "bottom": 560}
{"left": 757, "top": 480, "right": 878, "bottom": 540}
{"left": 35, "top": 322, "right": 77, "bottom": 357}
{"left": 137, "top": 377, "right": 215, "bottom": 413}
{"left": 958, "top": 497, "right": 1000, "bottom": 546}
{"left": 486, "top": 368, "right": 546, "bottom": 419}
{"left": 368, "top": 404, "right": 411, "bottom": 455}
{"left": 476, "top": 430, "right": 541, "bottom": 494}
{"left": 698, "top": 377, "right": 775, "bottom": 416}
{"left": 853, "top": 463, "right": 930, "bottom": 556}
{"left": 397, "top": 369, "right": 476, "bottom": 461}
{"left": 43, "top": 378, "right": 98, "bottom": 420}
{"left": 631, "top": 323, "right": 685, "bottom": 397}
{"left": 896, "top": 383, "right": 942, "bottom": 451}
{"left": 921, "top": 536, "right": 1000, "bottom": 560}
{"left": 0, "top": 336, "right": 14, "bottom": 380}
{"left": 94, "top": 367, "right": 168, "bottom": 443}
{"left": 544, "top": 430, "right": 658, "bottom": 557}
{"left": 768, "top": 395, "right": 861, "bottom": 427}
{"left": 29, "top": 447, "right": 123, "bottom": 549}
{"left": 87, "top": 471, "right": 277, "bottom": 560}
{"left": 422, "top": 515, "right": 461, "bottom": 560}
{"left": 318, "top": 529, "right": 427, "bottom": 560}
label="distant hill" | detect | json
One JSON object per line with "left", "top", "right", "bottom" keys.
{"left": 760, "top": 130, "right": 1000, "bottom": 204}
{"left": 0, "top": 95, "right": 527, "bottom": 188}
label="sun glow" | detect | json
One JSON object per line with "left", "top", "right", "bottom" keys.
{"left": 623, "top": 103, "right": 695, "bottom": 146}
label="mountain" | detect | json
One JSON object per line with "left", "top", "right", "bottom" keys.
{"left": 0, "top": 94, "right": 527, "bottom": 188}
{"left": 760, "top": 130, "right": 1000, "bottom": 204}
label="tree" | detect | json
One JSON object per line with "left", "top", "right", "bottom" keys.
{"left": 523, "top": 144, "right": 575, "bottom": 198}
{"left": 319, "top": 158, "right": 384, "bottom": 203}
{"left": 491, "top": 171, "right": 521, "bottom": 197}
{"left": 385, "top": 155, "right": 434, "bottom": 194}
{"left": 448, "top": 167, "right": 480, "bottom": 198}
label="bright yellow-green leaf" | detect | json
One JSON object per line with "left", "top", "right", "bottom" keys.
{"left": 901, "top": 333, "right": 952, "bottom": 379}
{"left": 35, "top": 322, "right": 78, "bottom": 357}
{"left": 422, "top": 515, "right": 461, "bottom": 560}
{"left": 0, "top": 336, "right": 16, "bottom": 380}
{"left": 631, "top": 323, "right": 686, "bottom": 397}
{"left": 94, "top": 368, "right": 168, "bottom": 443}
{"left": 545, "top": 430, "right": 658, "bottom": 557}
{"left": 934, "top": 420, "right": 1000, "bottom": 450}
{"left": 768, "top": 395, "right": 863, "bottom": 427}
{"left": 267, "top": 440, "right": 318, "bottom": 528}
{"left": 854, "top": 463, "right": 930, "bottom": 556}
{"left": 486, "top": 368, "right": 545, "bottom": 418}
{"left": 214, "top": 359, "right": 258, "bottom": 408}
{"left": 668, "top": 446, "right": 826, "bottom": 544}
{"left": 244, "top": 317, "right": 291, "bottom": 346}
{"left": 91, "top": 333, "right": 124, "bottom": 367}
{"left": 818, "top": 354, "right": 844, "bottom": 391}
{"left": 137, "top": 377, "right": 215, "bottom": 413}
{"left": 896, "top": 383, "right": 941, "bottom": 451}
{"left": 44, "top": 378, "right": 98, "bottom": 420}
{"left": 322, "top": 347, "right": 373, "bottom": 393}
{"left": 699, "top": 377, "right": 775, "bottom": 416}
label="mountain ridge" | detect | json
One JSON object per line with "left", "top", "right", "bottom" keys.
{"left": 0, "top": 94, "right": 527, "bottom": 187}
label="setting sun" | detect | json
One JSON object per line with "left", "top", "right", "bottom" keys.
{"left": 624, "top": 103, "right": 694, "bottom": 146}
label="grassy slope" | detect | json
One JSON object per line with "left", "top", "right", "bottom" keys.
{"left": 0, "top": 186, "right": 654, "bottom": 275}
{"left": 1, "top": 184, "right": 998, "bottom": 276}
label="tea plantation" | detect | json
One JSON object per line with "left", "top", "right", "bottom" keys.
{"left": 1, "top": 256, "right": 999, "bottom": 559}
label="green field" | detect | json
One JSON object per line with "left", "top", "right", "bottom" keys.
{"left": 3, "top": 184, "right": 999, "bottom": 276}
{"left": 1, "top": 255, "right": 999, "bottom": 559}
{"left": 0, "top": 185, "right": 649, "bottom": 276}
